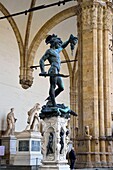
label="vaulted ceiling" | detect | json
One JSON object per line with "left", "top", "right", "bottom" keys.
{"left": 0, "top": 0, "right": 78, "bottom": 89}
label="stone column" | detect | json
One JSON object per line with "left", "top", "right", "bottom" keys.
{"left": 70, "top": 75, "right": 76, "bottom": 142}
{"left": 77, "top": 1, "right": 99, "bottom": 137}
{"left": 103, "top": 2, "right": 113, "bottom": 167}
{"left": 97, "top": 5, "right": 106, "bottom": 165}
{"left": 76, "top": 0, "right": 113, "bottom": 168}
{"left": 70, "top": 74, "right": 78, "bottom": 148}
{"left": 77, "top": 1, "right": 100, "bottom": 167}
{"left": 103, "top": 1, "right": 112, "bottom": 138}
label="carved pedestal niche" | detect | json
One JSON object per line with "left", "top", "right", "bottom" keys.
{"left": 1, "top": 135, "right": 17, "bottom": 165}
{"left": 14, "top": 131, "right": 42, "bottom": 166}
{"left": 39, "top": 107, "right": 70, "bottom": 170}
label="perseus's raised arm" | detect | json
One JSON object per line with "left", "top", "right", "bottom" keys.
{"left": 61, "top": 34, "right": 78, "bottom": 50}
{"left": 61, "top": 39, "right": 70, "bottom": 49}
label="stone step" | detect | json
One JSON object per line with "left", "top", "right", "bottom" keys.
{"left": 0, "top": 165, "right": 39, "bottom": 170}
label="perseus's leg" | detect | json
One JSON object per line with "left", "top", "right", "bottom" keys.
{"left": 46, "top": 76, "right": 64, "bottom": 102}
{"left": 49, "top": 76, "right": 57, "bottom": 106}
{"left": 54, "top": 77, "right": 64, "bottom": 98}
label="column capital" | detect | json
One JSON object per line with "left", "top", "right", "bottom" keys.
{"left": 103, "top": 3, "right": 112, "bottom": 31}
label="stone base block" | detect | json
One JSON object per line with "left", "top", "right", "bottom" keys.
{"left": 14, "top": 153, "right": 42, "bottom": 165}
{"left": 1, "top": 135, "right": 17, "bottom": 165}
{"left": 39, "top": 163, "right": 70, "bottom": 170}
{"left": 0, "top": 165, "right": 39, "bottom": 170}
{"left": 14, "top": 130, "right": 42, "bottom": 166}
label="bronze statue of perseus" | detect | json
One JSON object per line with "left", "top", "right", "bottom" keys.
{"left": 39, "top": 34, "right": 78, "bottom": 107}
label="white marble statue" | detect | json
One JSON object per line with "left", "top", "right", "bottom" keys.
{"left": 25, "top": 103, "right": 41, "bottom": 131}
{"left": 4, "top": 108, "right": 17, "bottom": 136}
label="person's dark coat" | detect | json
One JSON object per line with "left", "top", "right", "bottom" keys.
{"left": 69, "top": 148, "right": 76, "bottom": 169}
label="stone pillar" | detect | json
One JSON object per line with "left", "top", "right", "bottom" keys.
{"left": 77, "top": 1, "right": 100, "bottom": 167}
{"left": 39, "top": 116, "right": 70, "bottom": 170}
{"left": 97, "top": 5, "right": 106, "bottom": 166}
{"left": 70, "top": 75, "right": 75, "bottom": 142}
{"left": 76, "top": 0, "right": 113, "bottom": 168}
{"left": 103, "top": 1, "right": 112, "bottom": 137}
{"left": 1, "top": 136, "right": 17, "bottom": 165}
{"left": 70, "top": 75, "right": 78, "bottom": 148}
{"left": 103, "top": 2, "right": 113, "bottom": 167}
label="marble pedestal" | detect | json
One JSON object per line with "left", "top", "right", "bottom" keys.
{"left": 39, "top": 116, "right": 70, "bottom": 170}
{"left": 1, "top": 135, "right": 17, "bottom": 165}
{"left": 14, "top": 130, "right": 42, "bottom": 166}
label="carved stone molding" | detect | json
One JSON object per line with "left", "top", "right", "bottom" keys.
{"left": 81, "top": 3, "right": 103, "bottom": 30}
{"left": 97, "top": 5, "right": 103, "bottom": 30}
{"left": 103, "top": 6, "right": 112, "bottom": 32}
{"left": 82, "top": 7, "right": 92, "bottom": 30}
{"left": 19, "top": 66, "right": 34, "bottom": 89}
{"left": 78, "top": 1, "right": 113, "bottom": 32}
{"left": 19, "top": 78, "right": 33, "bottom": 89}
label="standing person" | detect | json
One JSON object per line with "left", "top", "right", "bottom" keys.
{"left": 39, "top": 34, "right": 78, "bottom": 107}
{"left": 69, "top": 147, "right": 76, "bottom": 170}
{"left": 4, "top": 108, "right": 17, "bottom": 136}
